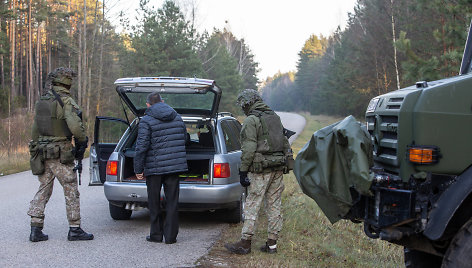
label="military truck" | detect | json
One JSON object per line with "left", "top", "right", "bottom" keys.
{"left": 296, "top": 22, "right": 472, "bottom": 267}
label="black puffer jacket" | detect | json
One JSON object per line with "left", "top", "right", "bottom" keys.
{"left": 134, "top": 102, "right": 188, "bottom": 177}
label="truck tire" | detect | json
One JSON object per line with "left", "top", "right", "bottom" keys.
{"left": 109, "top": 202, "right": 132, "bottom": 220}
{"left": 441, "top": 218, "right": 472, "bottom": 268}
{"left": 404, "top": 248, "right": 442, "bottom": 268}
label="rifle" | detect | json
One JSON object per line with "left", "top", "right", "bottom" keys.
{"left": 283, "top": 128, "right": 296, "bottom": 139}
{"left": 73, "top": 160, "right": 82, "bottom": 185}
{"left": 73, "top": 136, "right": 88, "bottom": 186}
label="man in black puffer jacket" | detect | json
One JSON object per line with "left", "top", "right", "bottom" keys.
{"left": 134, "top": 92, "right": 188, "bottom": 244}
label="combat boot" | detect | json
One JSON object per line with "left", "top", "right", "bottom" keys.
{"left": 30, "top": 226, "right": 48, "bottom": 242}
{"left": 260, "top": 239, "right": 277, "bottom": 254}
{"left": 67, "top": 227, "right": 94, "bottom": 241}
{"left": 224, "top": 239, "right": 251, "bottom": 254}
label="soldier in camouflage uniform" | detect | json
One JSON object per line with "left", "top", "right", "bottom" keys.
{"left": 225, "top": 89, "right": 292, "bottom": 255}
{"left": 27, "top": 67, "right": 94, "bottom": 242}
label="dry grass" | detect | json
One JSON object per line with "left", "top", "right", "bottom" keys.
{"left": 0, "top": 147, "right": 30, "bottom": 176}
{"left": 0, "top": 112, "right": 34, "bottom": 176}
{"left": 0, "top": 112, "right": 91, "bottom": 177}
{"left": 197, "top": 114, "right": 403, "bottom": 267}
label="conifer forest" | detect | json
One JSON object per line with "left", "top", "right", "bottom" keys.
{"left": 1, "top": 0, "right": 472, "bottom": 152}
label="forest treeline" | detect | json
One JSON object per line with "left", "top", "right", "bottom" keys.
{"left": 2, "top": 0, "right": 472, "bottom": 152}
{"left": 0, "top": 0, "right": 258, "bottom": 151}
{"left": 261, "top": 0, "right": 472, "bottom": 117}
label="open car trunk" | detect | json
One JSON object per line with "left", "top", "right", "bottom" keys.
{"left": 121, "top": 121, "right": 216, "bottom": 184}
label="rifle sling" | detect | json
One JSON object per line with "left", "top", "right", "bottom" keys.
{"left": 50, "top": 88, "right": 64, "bottom": 108}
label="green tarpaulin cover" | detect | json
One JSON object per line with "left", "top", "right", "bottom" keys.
{"left": 294, "top": 115, "right": 374, "bottom": 224}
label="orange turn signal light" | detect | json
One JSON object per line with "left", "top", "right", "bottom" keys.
{"left": 407, "top": 146, "right": 439, "bottom": 164}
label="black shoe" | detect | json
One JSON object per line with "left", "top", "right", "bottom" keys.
{"left": 30, "top": 226, "right": 48, "bottom": 242}
{"left": 260, "top": 239, "right": 277, "bottom": 254}
{"left": 68, "top": 227, "right": 94, "bottom": 241}
{"left": 224, "top": 239, "right": 251, "bottom": 255}
{"left": 165, "top": 239, "right": 176, "bottom": 244}
{"left": 146, "top": 236, "right": 163, "bottom": 243}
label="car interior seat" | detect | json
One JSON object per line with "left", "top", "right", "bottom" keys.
{"left": 199, "top": 131, "right": 213, "bottom": 147}
{"left": 186, "top": 133, "right": 191, "bottom": 146}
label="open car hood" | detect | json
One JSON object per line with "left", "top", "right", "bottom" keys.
{"left": 114, "top": 77, "right": 221, "bottom": 117}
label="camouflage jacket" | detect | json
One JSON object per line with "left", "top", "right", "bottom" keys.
{"left": 239, "top": 101, "right": 291, "bottom": 172}
{"left": 32, "top": 85, "right": 87, "bottom": 143}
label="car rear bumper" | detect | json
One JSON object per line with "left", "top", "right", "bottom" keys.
{"left": 104, "top": 181, "right": 242, "bottom": 207}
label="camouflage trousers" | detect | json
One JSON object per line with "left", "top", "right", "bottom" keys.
{"left": 241, "top": 170, "right": 284, "bottom": 241}
{"left": 28, "top": 158, "right": 81, "bottom": 227}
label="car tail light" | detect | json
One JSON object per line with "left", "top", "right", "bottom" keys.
{"left": 106, "top": 160, "right": 118, "bottom": 175}
{"left": 214, "top": 163, "right": 230, "bottom": 178}
{"left": 407, "top": 146, "right": 440, "bottom": 164}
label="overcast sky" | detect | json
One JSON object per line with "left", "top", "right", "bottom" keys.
{"left": 108, "top": 0, "right": 358, "bottom": 81}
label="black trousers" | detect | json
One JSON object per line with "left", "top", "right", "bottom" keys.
{"left": 146, "top": 174, "right": 180, "bottom": 243}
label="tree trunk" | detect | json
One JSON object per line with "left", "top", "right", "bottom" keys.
{"left": 39, "top": 22, "right": 43, "bottom": 94}
{"left": 19, "top": 24, "right": 23, "bottom": 98}
{"left": 78, "top": 18, "right": 82, "bottom": 105}
{"left": 36, "top": 23, "right": 41, "bottom": 99}
{"left": 391, "top": 0, "right": 400, "bottom": 90}
{"left": 86, "top": 0, "right": 99, "bottom": 125}
{"left": 8, "top": 0, "right": 16, "bottom": 154}
{"left": 68, "top": 0, "right": 71, "bottom": 68}
{"left": 28, "top": 0, "right": 34, "bottom": 112}
{"left": 46, "top": 18, "right": 51, "bottom": 74}
{"left": 82, "top": 0, "right": 87, "bottom": 108}
{"left": 96, "top": 0, "right": 105, "bottom": 115}
{"left": 10, "top": 0, "right": 15, "bottom": 99}
{"left": 0, "top": 20, "right": 5, "bottom": 92}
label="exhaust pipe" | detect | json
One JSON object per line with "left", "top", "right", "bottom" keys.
{"left": 125, "top": 203, "right": 131, "bottom": 210}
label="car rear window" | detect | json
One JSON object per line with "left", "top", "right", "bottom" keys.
{"left": 185, "top": 123, "right": 215, "bottom": 150}
{"left": 124, "top": 91, "right": 214, "bottom": 111}
{"left": 221, "top": 120, "right": 240, "bottom": 152}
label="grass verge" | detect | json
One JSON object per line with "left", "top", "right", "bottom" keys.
{"left": 0, "top": 147, "right": 30, "bottom": 176}
{"left": 197, "top": 114, "right": 403, "bottom": 267}
{"left": 0, "top": 147, "right": 90, "bottom": 177}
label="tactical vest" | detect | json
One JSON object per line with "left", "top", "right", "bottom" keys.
{"left": 250, "top": 110, "right": 285, "bottom": 154}
{"left": 248, "top": 110, "right": 287, "bottom": 173}
{"left": 35, "top": 94, "right": 72, "bottom": 139}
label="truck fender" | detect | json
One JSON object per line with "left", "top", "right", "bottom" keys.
{"left": 424, "top": 166, "right": 472, "bottom": 241}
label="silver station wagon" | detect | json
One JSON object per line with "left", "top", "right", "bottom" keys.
{"left": 89, "top": 77, "right": 244, "bottom": 223}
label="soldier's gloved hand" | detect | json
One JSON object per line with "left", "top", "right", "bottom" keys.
{"left": 239, "top": 171, "right": 250, "bottom": 187}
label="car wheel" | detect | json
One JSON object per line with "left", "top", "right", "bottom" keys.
{"left": 441, "top": 218, "right": 472, "bottom": 268}
{"left": 225, "top": 190, "right": 246, "bottom": 224}
{"left": 404, "top": 248, "right": 442, "bottom": 268}
{"left": 109, "top": 202, "right": 132, "bottom": 220}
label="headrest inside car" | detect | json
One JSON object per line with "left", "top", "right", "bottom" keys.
{"left": 199, "top": 132, "right": 213, "bottom": 147}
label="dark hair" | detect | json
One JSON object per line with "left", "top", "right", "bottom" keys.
{"left": 146, "top": 92, "right": 162, "bottom": 105}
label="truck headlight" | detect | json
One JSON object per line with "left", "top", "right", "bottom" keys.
{"left": 407, "top": 146, "right": 440, "bottom": 164}
{"left": 366, "top": 98, "right": 380, "bottom": 113}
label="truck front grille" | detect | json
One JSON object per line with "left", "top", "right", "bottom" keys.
{"left": 366, "top": 97, "right": 403, "bottom": 173}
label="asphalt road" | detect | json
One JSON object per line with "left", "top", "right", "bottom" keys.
{"left": 0, "top": 112, "right": 305, "bottom": 268}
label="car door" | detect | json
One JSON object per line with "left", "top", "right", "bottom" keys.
{"left": 89, "top": 116, "right": 129, "bottom": 185}
{"left": 220, "top": 119, "right": 242, "bottom": 180}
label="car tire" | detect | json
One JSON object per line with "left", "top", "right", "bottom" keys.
{"left": 441, "top": 218, "right": 472, "bottom": 268}
{"left": 109, "top": 202, "right": 132, "bottom": 220}
{"left": 225, "top": 190, "right": 246, "bottom": 224}
{"left": 404, "top": 247, "right": 442, "bottom": 268}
